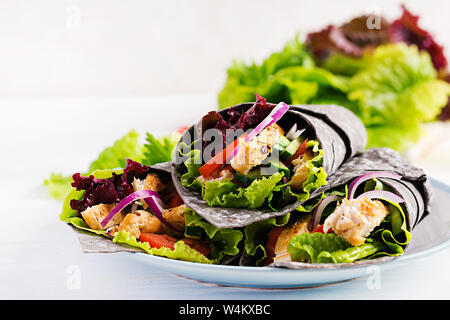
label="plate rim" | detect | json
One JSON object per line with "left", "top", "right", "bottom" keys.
{"left": 130, "top": 177, "right": 450, "bottom": 274}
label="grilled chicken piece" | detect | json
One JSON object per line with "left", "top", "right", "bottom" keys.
{"left": 133, "top": 173, "right": 166, "bottom": 193}
{"left": 273, "top": 214, "right": 312, "bottom": 263}
{"left": 162, "top": 205, "right": 186, "bottom": 230}
{"left": 116, "top": 210, "right": 165, "bottom": 239}
{"left": 231, "top": 123, "right": 284, "bottom": 175}
{"left": 162, "top": 204, "right": 186, "bottom": 236}
{"left": 323, "top": 197, "right": 390, "bottom": 246}
{"left": 81, "top": 203, "right": 124, "bottom": 230}
{"left": 290, "top": 149, "right": 314, "bottom": 191}
{"left": 111, "top": 205, "right": 187, "bottom": 239}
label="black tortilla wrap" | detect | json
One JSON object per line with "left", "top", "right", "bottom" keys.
{"left": 149, "top": 161, "right": 173, "bottom": 174}
{"left": 288, "top": 109, "right": 347, "bottom": 174}
{"left": 309, "top": 148, "right": 431, "bottom": 229}
{"left": 171, "top": 102, "right": 367, "bottom": 229}
{"left": 290, "top": 104, "right": 368, "bottom": 160}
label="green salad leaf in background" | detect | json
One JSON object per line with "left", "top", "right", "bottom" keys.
{"left": 44, "top": 129, "right": 180, "bottom": 200}
{"left": 217, "top": 6, "right": 450, "bottom": 152}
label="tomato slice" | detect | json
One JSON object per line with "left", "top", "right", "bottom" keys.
{"left": 140, "top": 233, "right": 177, "bottom": 250}
{"left": 310, "top": 225, "right": 332, "bottom": 234}
{"left": 288, "top": 138, "right": 309, "bottom": 163}
{"left": 199, "top": 133, "right": 247, "bottom": 178}
{"left": 175, "top": 125, "right": 189, "bottom": 135}
{"left": 182, "top": 238, "right": 211, "bottom": 256}
{"left": 264, "top": 226, "right": 284, "bottom": 265}
{"left": 168, "top": 193, "right": 184, "bottom": 208}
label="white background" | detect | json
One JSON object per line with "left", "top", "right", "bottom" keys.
{"left": 0, "top": 0, "right": 448, "bottom": 97}
{"left": 0, "top": 0, "right": 449, "bottom": 300}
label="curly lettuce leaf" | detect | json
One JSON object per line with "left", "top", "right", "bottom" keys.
{"left": 244, "top": 213, "right": 291, "bottom": 266}
{"left": 113, "top": 230, "right": 213, "bottom": 264}
{"left": 288, "top": 233, "right": 385, "bottom": 263}
{"left": 45, "top": 130, "right": 143, "bottom": 200}
{"left": 271, "top": 140, "right": 327, "bottom": 210}
{"left": 348, "top": 43, "right": 450, "bottom": 151}
{"left": 202, "top": 172, "right": 284, "bottom": 209}
{"left": 218, "top": 37, "right": 314, "bottom": 108}
{"left": 88, "top": 129, "right": 144, "bottom": 173}
{"left": 59, "top": 168, "right": 124, "bottom": 222}
{"left": 184, "top": 209, "right": 243, "bottom": 261}
{"left": 142, "top": 132, "right": 181, "bottom": 166}
{"left": 287, "top": 182, "right": 412, "bottom": 263}
{"left": 44, "top": 173, "right": 74, "bottom": 201}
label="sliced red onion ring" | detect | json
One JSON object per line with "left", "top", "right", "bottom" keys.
{"left": 144, "top": 196, "right": 183, "bottom": 232}
{"left": 310, "top": 195, "right": 341, "bottom": 230}
{"left": 245, "top": 102, "right": 290, "bottom": 142}
{"left": 356, "top": 190, "right": 405, "bottom": 204}
{"left": 348, "top": 171, "right": 402, "bottom": 200}
{"left": 100, "top": 190, "right": 182, "bottom": 232}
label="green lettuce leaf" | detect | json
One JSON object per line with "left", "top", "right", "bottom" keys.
{"left": 244, "top": 213, "right": 291, "bottom": 266}
{"left": 113, "top": 231, "right": 213, "bottom": 264}
{"left": 44, "top": 173, "right": 74, "bottom": 201}
{"left": 88, "top": 129, "right": 144, "bottom": 173}
{"left": 59, "top": 168, "right": 220, "bottom": 264}
{"left": 142, "top": 132, "right": 181, "bottom": 166}
{"left": 218, "top": 37, "right": 314, "bottom": 108}
{"left": 287, "top": 233, "right": 385, "bottom": 263}
{"left": 270, "top": 140, "right": 327, "bottom": 210}
{"left": 202, "top": 172, "right": 284, "bottom": 209}
{"left": 45, "top": 130, "right": 143, "bottom": 200}
{"left": 184, "top": 209, "right": 243, "bottom": 261}
{"left": 348, "top": 43, "right": 450, "bottom": 151}
{"left": 59, "top": 168, "right": 124, "bottom": 222}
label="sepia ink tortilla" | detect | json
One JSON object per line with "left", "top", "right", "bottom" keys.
{"left": 271, "top": 147, "right": 432, "bottom": 269}
{"left": 171, "top": 102, "right": 368, "bottom": 229}
{"left": 308, "top": 147, "right": 431, "bottom": 231}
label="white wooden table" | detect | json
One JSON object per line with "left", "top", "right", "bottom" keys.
{"left": 1, "top": 95, "right": 449, "bottom": 299}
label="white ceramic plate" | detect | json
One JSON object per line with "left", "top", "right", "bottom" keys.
{"left": 131, "top": 178, "right": 450, "bottom": 288}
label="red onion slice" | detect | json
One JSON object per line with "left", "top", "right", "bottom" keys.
{"left": 99, "top": 190, "right": 182, "bottom": 232}
{"left": 356, "top": 190, "right": 405, "bottom": 204}
{"left": 100, "top": 190, "right": 160, "bottom": 228}
{"left": 310, "top": 195, "right": 341, "bottom": 230}
{"left": 245, "top": 102, "right": 290, "bottom": 142}
{"left": 144, "top": 197, "right": 183, "bottom": 232}
{"left": 348, "top": 171, "right": 402, "bottom": 200}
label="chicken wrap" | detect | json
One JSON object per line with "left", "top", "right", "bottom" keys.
{"left": 241, "top": 148, "right": 431, "bottom": 266}
{"left": 171, "top": 95, "right": 367, "bottom": 229}
{"left": 60, "top": 159, "right": 243, "bottom": 264}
